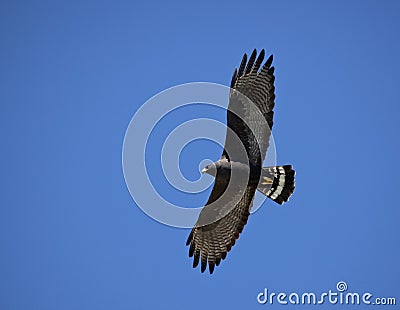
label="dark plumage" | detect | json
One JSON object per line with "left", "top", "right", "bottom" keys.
{"left": 186, "top": 49, "right": 296, "bottom": 274}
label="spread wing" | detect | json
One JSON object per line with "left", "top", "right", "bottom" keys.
{"left": 222, "top": 48, "right": 276, "bottom": 164}
{"left": 186, "top": 50, "right": 276, "bottom": 274}
{"left": 186, "top": 176, "right": 256, "bottom": 274}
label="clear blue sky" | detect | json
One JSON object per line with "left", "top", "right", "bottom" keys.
{"left": 1, "top": 1, "right": 399, "bottom": 309}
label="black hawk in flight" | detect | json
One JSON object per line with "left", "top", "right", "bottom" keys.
{"left": 186, "top": 49, "right": 295, "bottom": 274}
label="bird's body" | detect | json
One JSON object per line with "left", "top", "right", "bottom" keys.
{"left": 186, "top": 49, "right": 295, "bottom": 274}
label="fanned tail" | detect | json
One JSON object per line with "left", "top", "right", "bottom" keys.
{"left": 257, "top": 165, "right": 295, "bottom": 204}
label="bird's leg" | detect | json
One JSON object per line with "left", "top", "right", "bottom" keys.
{"left": 261, "top": 176, "right": 273, "bottom": 185}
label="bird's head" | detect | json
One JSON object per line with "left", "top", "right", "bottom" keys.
{"left": 201, "top": 163, "right": 217, "bottom": 177}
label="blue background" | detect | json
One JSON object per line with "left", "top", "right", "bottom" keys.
{"left": 1, "top": 1, "right": 399, "bottom": 309}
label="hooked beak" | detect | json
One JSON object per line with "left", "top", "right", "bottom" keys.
{"left": 201, "top": 167, "right": 208, "bottom": 174}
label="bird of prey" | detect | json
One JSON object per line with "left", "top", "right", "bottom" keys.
{"left": 186, "top": 49, "right": 295, "bottom": 274}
